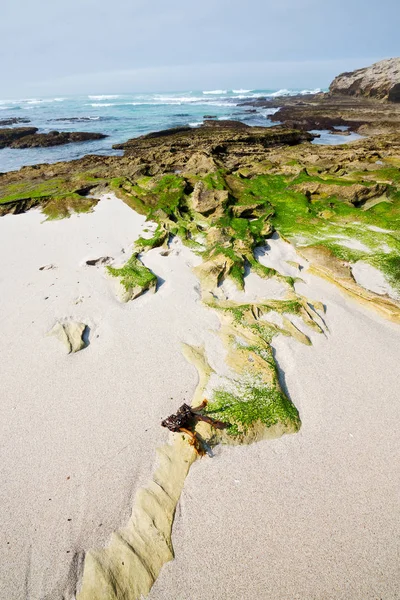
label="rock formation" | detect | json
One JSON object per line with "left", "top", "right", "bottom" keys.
{"left": 0, "top": 127, "right": 39, "bottom": 149}
{"left": 0, "top": 128, "right": 107, "bottom": 149}
{"left": 329, "top": 58, "right": 400, "bottom": 102}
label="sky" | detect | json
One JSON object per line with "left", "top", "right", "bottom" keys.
{"left": 1, "top": 0, "right": 399, "bottom": 97}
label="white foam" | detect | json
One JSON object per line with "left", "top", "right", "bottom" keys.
{"left": 88, "top": 95, "right": 120, "bottom": 100}
{"left": 189, "top": 122, "right": 203, "bottom": 127}
{"left": 260, "top": 108, "right": 280, "bottom": 117}
{"left": 88, "top": 103, "right": 114, "bottom": 107}
{"left": 232, "top": 89, "right": 253, "bottom": 94}
{"left": 268, "top": 89, "right": 292, "bottom": 97}
{"left": 299, "top": 87, "right": 322, "bottom": 95}
{"left": 25, "top": 98, "right": 65, "bottom": 104}
{"left": 203, "top": 90, "right": 227, "bottom": 95}
{"left": 266, "top": 88, "right": 322, "bottom": 98}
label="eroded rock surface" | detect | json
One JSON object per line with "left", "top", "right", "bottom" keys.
{"left": 329, "top": 57, "right": 400, "bottom": 102}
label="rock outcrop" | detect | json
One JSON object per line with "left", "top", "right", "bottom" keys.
{"left": 329, "top": 58, "right": 400, "bottom": 102}
{"left": 190, "top": 181, "right": 229, "bottom": 216}
{"left": 0, "top": 127, "right": 39, "bottom": 149}
{"left": 0, "top": 128, "right": 107, "bottom": 149}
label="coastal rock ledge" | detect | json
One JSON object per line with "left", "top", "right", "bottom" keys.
{"left": 329, "top": 57, "right": 400, "bottom": 102}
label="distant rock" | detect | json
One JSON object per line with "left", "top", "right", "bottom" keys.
{"left": 0, "top": 127, "right": 38, "bottom": 149}
{"left": 202, "top": 119, "right": 249, "bottom": 129}
{"left": 0, "top": 127, "right": 107, "bottom": 149}
{"left": 48, "top": 321, "right": 88, "bottom": 353}
{"left": 329, "top": 58, "right": 400, "bottom": 102}
{"left": 52, "top": 117, "right": 98, "bottom": 122}
{"left": 0, "top": 117, "right": 30, "bottom": 126}
{"left": 10, "top": 130, "right": 107, "bottom": 149}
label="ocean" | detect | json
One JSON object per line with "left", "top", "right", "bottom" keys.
{"left": 0, "top": 88, "right": 361, "bottom": 173}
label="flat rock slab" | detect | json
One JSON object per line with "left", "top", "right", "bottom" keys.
{"left": 48, "top": 321, "right": 87, "bottom": 353}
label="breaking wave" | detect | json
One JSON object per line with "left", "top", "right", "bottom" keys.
{"left": 88, "top": 95, "right": 120, "bottom": 100}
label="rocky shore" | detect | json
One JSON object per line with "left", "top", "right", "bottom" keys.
{"left": 1, "top": 59, "right": 400, "bottom": 600}
{"left": 238, "top": 59, "right": 400, "bottom": 136}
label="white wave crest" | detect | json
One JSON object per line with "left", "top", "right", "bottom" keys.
{"left": 203, "top": 90, "right": 227, "bottom": 95}
{"left": 299, "top": 87, "right": 321, "bottom": 95}
{"left": 266, "top": 88, "right": 322, "bottom": 98}
{"left": 189, "top": 122, "right": 203, "bottom": 127}
{"left": 88, "top": 103, "right": 114, "bottom": 107}
{"left": 24, "top": 98, "right": 66, "bottom": 104}
{"left": 88, "top": 95, "right": 120, "bottom": 100}
{"left": 232, "top": 89, "right": 253, "bottom": 94}
{"left": 153, "top": 95, "right": 205, "bottom": 104}
{"left": 268, "top": 89, "right": 292, "bottom": 98}
{"left": 261, "top": 108, "right": 280, "bottom": 116}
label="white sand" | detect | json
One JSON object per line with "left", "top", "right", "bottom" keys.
{"left": 352, "top": 261, "right": 400, "bottom": 301}
{"left": 149, "top": 239, "right": 400, "bottom": 600}
{"left": 1, "top": 201, "right": 400, "bottom": 599}
{"left": 0, "top": 195, "right": 223, "bottom": 599}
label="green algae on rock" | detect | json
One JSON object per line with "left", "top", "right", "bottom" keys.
{"left": 107, "top": 253, "right": 157, "bottom": 302}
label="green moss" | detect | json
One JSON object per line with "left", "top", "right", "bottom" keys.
{"left": 369, "top": 253, "right": 400, "bottom": 291}
{"left": 149, "top": 174, "right": 186, "bottom": 215}
{"left": 205, "top": 378, "right": 300, "bottom": 437}
{"left": 230, "top": 217, "right": 250, "bottom": 240}
{"left": 41, "top": 195, "right": 98, "bottom": 220}
{"left": 107, "top": 254, "right": 156, "bottom": 292}
{"left": 135, "top": 225, "right": 168, "bottom": 251}
{"left": 0, "top": 173, "right": 106, "bottom": 206}
{"left": 202, "top": 170, "right": 227, "bottom": 190}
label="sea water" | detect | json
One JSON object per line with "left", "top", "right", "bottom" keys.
{"left": 0, "top": 87, "right": 355, "bottom": 173}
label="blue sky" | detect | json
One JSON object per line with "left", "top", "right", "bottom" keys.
{"left": 1, "top": 0, "right": 399, "bottom": 96}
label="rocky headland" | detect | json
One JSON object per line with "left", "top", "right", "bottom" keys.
{"left": 239, "top": 58, "right": 400, "bottom": 136}
{"left": 329, "top": 57, "right": 400, "bottom": 102}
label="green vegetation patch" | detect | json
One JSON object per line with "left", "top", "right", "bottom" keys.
{"left": 41, "top": 195, "right": 98, "bottom": 220}
{"left": 206, "top": 377, "right": 300, "bottom": 437}
{"left": 107, "top": 253, "right": 156, "bottom": 292}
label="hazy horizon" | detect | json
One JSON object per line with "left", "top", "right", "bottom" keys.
{"left": 0, "top": 57, "right": 392, "bottom": 100}
{"left": 2, "top": 0, "right": 399, "bottom": 98}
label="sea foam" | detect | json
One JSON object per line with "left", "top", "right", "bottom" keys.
{"left": 88, "top": 95, "right": 120, "bottom": 100}
{"left": 203, "top": 90, "right": 227, "bottom": 95}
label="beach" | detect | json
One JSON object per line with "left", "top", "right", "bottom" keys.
{"left": 0, "top": 192, "right": 399, "bottom": 599}
{"left": 150, "top": 264, "right": 400, "bottom": 600}
{"left": 0, "top": 195, "right": 222, "bottom": 598}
